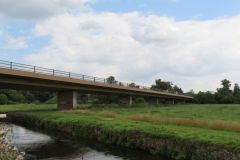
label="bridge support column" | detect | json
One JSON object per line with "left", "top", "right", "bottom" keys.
{"left": 130, "top": 95, "right": 133, "bottom": 105}
{"left": 156, "top": 97, "right": 159, "bottom": 105}
{"left": 58, "top": 91, "right": 77, "bottom": 110}
{"left": 119, "top": 95, "right": 133, "bottom": 105}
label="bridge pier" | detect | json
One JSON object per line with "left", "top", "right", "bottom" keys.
{"left": 156, "top": 97, "right": 159, "bottom": 105}
{"left": 130, "top": 95, "right": 133, "bottom": 105}
{"left": 58, "top": 91, "right": 77, "bottom": 110}
{"left": 119, "top": 95, "right": 133, "bottom": 105}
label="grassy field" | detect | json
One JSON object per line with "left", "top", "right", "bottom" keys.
{"left": 3, "top": 103, "right": 240, "bottom": 151}
{"left": 0, "top": 104, "right": 57, "bottom": 113}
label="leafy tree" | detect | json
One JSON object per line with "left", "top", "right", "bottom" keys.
{"left": 233, "top": 83, "right": 240, "bottom": 96}
{"left": 22, "top": 91, "right": 35, "bottom": 103}
{"left": 6, "top": 90, "right": 26, "bottom": 103}
{"left": 129, "top": 83, "right": 140, "bottom": 88}
{"left": 186, "top": 89, "right": 195, "bottom": 96}
{"left": 173, "top": 85, "right": 183, "bottom": 93}
{"left": 134, "top": 97, "right": 146, "bottom": 104}
{"left": 89, "top": 94, "right": 119, "bottom": 104}
{"left": 31, "top": 91, "right": 54, "bottom": 103}
{"left": 233, "top": 83, "right": 240, "bottom": 103}
{"left": 195, "top": 91, "right": 216, "bottom": 104}
{"left": 215, "top": 79, "right": 234, "bottom": 104}
{"left": 106, "top": 76, "right": 117, "bottom": 84}
{"left": 221, "top": 79, "right": 232, "bottom": 92}
{"left": 0, "top": 94, "right": 8, "bottom": 104}
{"left": 151, "top": 79, "right": 173, "bottom": 91}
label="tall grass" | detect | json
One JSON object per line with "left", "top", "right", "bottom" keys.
{"left": 98, "top": 111, "right": 117, "bottom": 118}
{"left": 129, "top": 114, "right": 240, "bottom": 133}
{"left": 60, "top": 109, "right": 94, "bottom": 115}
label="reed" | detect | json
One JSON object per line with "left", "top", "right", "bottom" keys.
{"left": 98, "top": 111, "right": 117, "bottom": 118}
{"left": 129, "top": 114, "right": 240, "bottom": 132}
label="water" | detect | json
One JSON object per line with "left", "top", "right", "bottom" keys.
{"left": 5, "top": 123, "right": 167, "bottom": 160}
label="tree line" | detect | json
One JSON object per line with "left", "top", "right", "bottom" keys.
{"left": 0, "top": 90, "right": 54, "bottom": 104}
{"left": 190, "top": 79, "right": 240, "bottom": 104}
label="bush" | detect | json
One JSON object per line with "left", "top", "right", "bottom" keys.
{"left": 0, "top": 94, "right": 8, "bottom": 104}
{"left": 46, "top": 96, "right": 57, "bottom": 104}
{"left": 134, "top": 97, "right": 146, "bottom": 104}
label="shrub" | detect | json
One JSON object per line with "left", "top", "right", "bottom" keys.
{"left": 134, "top": 97, "right": 146, "bottom": 104}
{"left": 0, "top": 94, "right": 8, "bottom": 104}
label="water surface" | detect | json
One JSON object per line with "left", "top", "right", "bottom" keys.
{"left": 6, "top": 123, "right": 168, "bottom": 160}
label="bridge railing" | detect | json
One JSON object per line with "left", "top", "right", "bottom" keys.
{"left": 0, "top": 60, "right": 189, "bottom": 97}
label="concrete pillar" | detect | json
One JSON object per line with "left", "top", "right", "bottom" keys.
{"left": 87, "top": 94, "right": 91, "bottom": 103}
{"left": 172, "top": 99, "right": 175, "bottom": 105}
{"left": 130, "top": 95, "right": 133, "bottom": 105}
{"left": 58, "top": 91, "right": 77, "bottom": 110}
{"left": 156, "top": 97, "right": 159, "bottom": 105}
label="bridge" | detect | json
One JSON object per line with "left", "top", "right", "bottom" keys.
{"left": 0, "top": 60, "right": 193, "bottom": 109}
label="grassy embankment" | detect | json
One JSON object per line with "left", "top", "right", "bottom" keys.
{"left": 0, "top": 104, "right": 56, "bottom": 113}
{"left": 2, "top": 104, "right": 240, "bottom": 159}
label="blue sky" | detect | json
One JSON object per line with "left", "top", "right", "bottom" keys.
{"left": 91, "top": 0, "right": 240, "bottom": 20}
{"left": 1, "top": 0, "right": 240, "bottom": 91}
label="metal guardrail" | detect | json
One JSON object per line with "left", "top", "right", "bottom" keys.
{"left": 0, "top": 60, "right": 189, "bottom": 97}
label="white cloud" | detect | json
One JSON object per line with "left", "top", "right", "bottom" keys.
{"left": 25, "top": 12, "right": 240, "bottom": 92}
{"left": 5, "top": 35, "right": 28, "bottom": 49}
{"left": 0, "top": 0, "right": 95, "bottom": 19}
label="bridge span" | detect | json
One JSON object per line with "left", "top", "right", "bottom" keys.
{"left": 0, "top": 60, "right": 193, "bottom": 109}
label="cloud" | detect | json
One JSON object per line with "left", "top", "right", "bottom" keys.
{"left": 5, "top": 35, "right": 28, "bottom": 49}
{"left": 0, "top": 0, "right": 95, "bottom": 19}
{"left": 25, "top": 12, "right": 240, "bottom": 92}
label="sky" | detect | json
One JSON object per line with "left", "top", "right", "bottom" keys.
{"left": 1, "top": 0, "right": 240, "bottom": 92}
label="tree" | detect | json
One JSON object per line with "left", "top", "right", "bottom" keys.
{"left": 221, "top": 79, "right": 232, "bottom": 91}
{"left": 7, "top": 90, "right": 26, "bottom": 103}
{"left": 233, "top": 83, "right": 240, "bottom": 96}
{"left": 215, "top": 79, "right": 234, "bottom": 104}
{"left": 31, "top": 91, "right": 54, "bottom": 103}
{"left": 194, "top": 91, "right": 216, "bottom": 104}
{"left": 0, "top": 94, "right": 8, "bottom": 104}
{"left": 151, "top": 79, "right": 173, "bottom": 91}
{"left": 186, "top": 89, "right": 195, "bottom": 96}
{"left": 233, "top": 83, "right": 240, "bottom": 103}
{"left": 106, "top": 76, "right": 117, "bottom": 84}
{"left": 173, "top": 85, "right": 183, "bottom": 94}
{"left": 129, "top": 83, "right": 140, "bottom": 88}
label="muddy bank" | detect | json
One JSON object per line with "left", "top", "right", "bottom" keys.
{"left": 8, "top": 113, "right": 240, "bottom": 160}
{"left": 0, "top": 122, "right": 25, "bottom": 160}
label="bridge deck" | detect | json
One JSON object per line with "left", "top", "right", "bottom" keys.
{"left": 0, "top": 60, "right": 193, "bottom": 100}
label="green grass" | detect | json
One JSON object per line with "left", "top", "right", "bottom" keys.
{"left": 90, "top": 104, "right": 240, "bottom": 122}
{"left": 3, "top": 103, "right": 240, "bottom": 150}
{"left": 0, "top": 104, "right": 57, "bottom": 113}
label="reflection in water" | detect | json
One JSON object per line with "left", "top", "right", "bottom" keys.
{"left": 6, "top": 124, "right": 167, "bottom": 160}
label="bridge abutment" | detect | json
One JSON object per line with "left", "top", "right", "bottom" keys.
{"left": 58, "top": 91, "right": 77, "bottom": 110}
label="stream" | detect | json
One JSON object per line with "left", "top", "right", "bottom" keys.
{"left": 5, "top": 123, "right": 167, "bottom": 160}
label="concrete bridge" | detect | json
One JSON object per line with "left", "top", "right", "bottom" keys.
{"left": 0, "top": 60, "right": 193, "bottom": 109}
